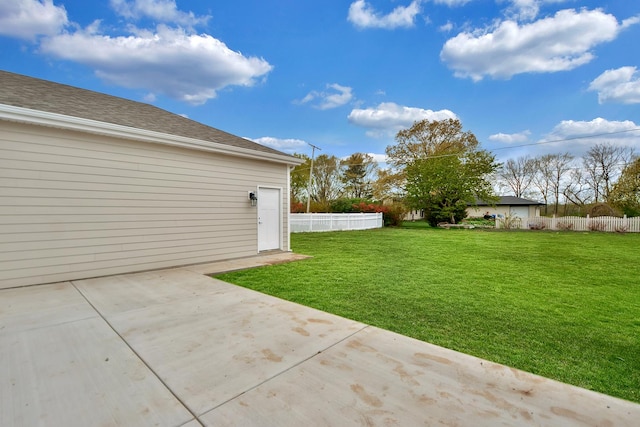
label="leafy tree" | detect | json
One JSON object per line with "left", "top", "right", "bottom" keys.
{"left": 386, "top": 118, "right": 499, "bottom": 226}
{"left": 310, "top": 154, "right": 342, "bottom": 210}
{"left": 340, "top": 152, "right": 378, "bottom": 199}
{"left": 609, "top": 157, "right": 640, "bottom": 216}
{"left": 372, "top": 168, "right": 404, "bottom": 201}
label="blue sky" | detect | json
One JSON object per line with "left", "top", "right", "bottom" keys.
{"left": 1, "top": 0, "right": 639, "bottom": 164}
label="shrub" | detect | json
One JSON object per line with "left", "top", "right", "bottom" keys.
{"left": 619, "top": 205, "right": 640, "bottom": 218}
{"left": 587, "top": 203, "right": 621, "bottom": 218}
{"left": 528, "top": 221, "right": 546, "bottom": 230}
{"left": 557, "top": 221, "right": 574, "bottom": 231}
{"left": 463, "top": 217, "right": 495, "bottom": 227}
{"left": 424, "top": 204, "right": 468, "bottom": 227}
{"left": 351, "top": 201, "right": 406, "bottom": 227}
{"left": 383, "top": 203, "right": 408, "bottom": 227}
{"left": 330, "top": 198, "right": 369, "bottom": 213}
{"left": 290, "top": 201, "right": 306, "bottom": 213}
{"left": 499, "top": 215, "right": 522, "bottom": 230}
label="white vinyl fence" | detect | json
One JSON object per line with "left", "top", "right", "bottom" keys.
{"left": 497, "top": 215, "right": 640, "bottom": 232}
{"left": 290, "top": 213, "right": 383, "bottom": 233}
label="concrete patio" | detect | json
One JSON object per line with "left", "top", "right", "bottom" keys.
{"left": 2, "top": 252, "right": 639, "bottom": 426}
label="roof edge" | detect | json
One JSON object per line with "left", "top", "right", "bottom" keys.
{"left": 0, "top": 104, "right": 304, "bottom": 166}
{"left": 474, "top": 196, "right": 545, "bottom": 206}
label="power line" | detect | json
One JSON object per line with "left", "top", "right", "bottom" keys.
{"left": 488, "top": 127, "right": 640, "bottom": 152}
{"left": 288, "top": 127, "right": 640, "bottom": 168}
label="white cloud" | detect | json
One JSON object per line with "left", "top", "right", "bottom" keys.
{"left": 441, "top": 9, "right": 634, "bottom": 81}
{"left": 588, "top": 66, "right": 640, "bottom": 105}
{"left": 142, "top": 92, "right": 157, "bottom": 103}
{"left": 367, "top": 152, "right": 389, "bottom": 164}
{"left": 248, "top": 137, "right": 308, "bottom": 153}
{"left": 433, "top": 0, "right": 470, "bottom": 6}
{"left": 39, "top": 25, "right": 273, "bottom": 105}
{"left": 348, "top": 102, "right": 457, "bottom": 137}
{"left": 109, "top": 0, "right": 210, "bottom": 27}
{"left": 348, "top": 0, "right": 422, "bottom": 30}
{"left": 502, "top": 0, "right": 565, "bottom": 21}
{"left": 504, "top": 0, "right": 541, "bottom": 21}
{"left": 295, "top": 83, "right": 354, "bottom": 110}
{"left": 538, "top": 118, "right": 640, "bottom": 155}
{"left": 0, "top": 0, "right": 68, "bottom": 40}
{"left": 439, "top": 21, "right": 454, "bottom": 32}
{"left": 489, "top": 130, "right": 531, "bottom": 143}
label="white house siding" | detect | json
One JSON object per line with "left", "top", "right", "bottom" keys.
{"left": 467, "top": 205, "right": 540, "bottom": 219}
{"left": 467, "top": 206, "right": 510, "bottom": 218}
{"left": 0, "top": 121, "right": 290, "bottom": 288}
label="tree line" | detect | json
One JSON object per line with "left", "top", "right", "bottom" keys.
{"left": 497, "top": 145, "right": 637, "bottom": 216}
{"left": 290, "top": 118, "right": 640, "bottom": 225}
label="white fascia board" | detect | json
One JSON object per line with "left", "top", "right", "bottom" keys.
{"left": 0, "top": 104, "right": 304, "bottom": 166}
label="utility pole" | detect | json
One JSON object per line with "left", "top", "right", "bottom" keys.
{"left": 306, "top": 142, "right": 321, "bottom": 213}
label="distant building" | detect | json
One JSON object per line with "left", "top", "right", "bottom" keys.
{"left": 405, "top": 196, "right": 545, "bottom": 221}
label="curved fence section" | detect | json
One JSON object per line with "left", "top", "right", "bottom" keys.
{"left": 290, "top": 213, "right": 383, "bottom": 233}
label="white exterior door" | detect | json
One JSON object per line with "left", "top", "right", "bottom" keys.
{"left": 258, "top": 187, "right": 281, "bottom": 251}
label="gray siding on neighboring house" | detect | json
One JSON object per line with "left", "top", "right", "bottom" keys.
{"left": 0, "top": 121, "right": 290, "bottom": 288}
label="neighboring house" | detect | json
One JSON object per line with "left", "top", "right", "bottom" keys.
{"left": 405, "top": 209, "right": 425, "bottom": 221}
{"left": 405, "top": 196, "right": 544, "bottom": 221}
{"left": 0, "top": 70, "right": 302, "bottom": 289}
{"left": 467, "top": 196, "right": 545, "bottom": 219}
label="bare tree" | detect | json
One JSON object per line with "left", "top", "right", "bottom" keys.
{"left": 549, "top": 153, "right": 575, "bottom": 215}
{"left": 563, "top": 168, "right": 592, "bottom": 214}
{"left": 532, "top": 155, "right": 552, "bottom": 214}
{"left": 499, "top": 156, "right": 536, "bottom": 197}
{"left": 583, "top": 143, "right": 635, "bottom": 203}
{"left": 533, "top": 153, "right": 574, "bottom": 215}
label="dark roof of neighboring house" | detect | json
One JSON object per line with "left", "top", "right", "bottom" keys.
{"left": 476, "top": 196, "right": 545, "bottom": 206}
{"left": 0, "top": 70, "right": 289, "bottom": 158}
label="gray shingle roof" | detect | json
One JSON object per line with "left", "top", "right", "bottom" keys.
{"left": 0, "top": 70, "right": 290, "bottom": 158}
{"left": 476, "top": 196, "right": 545, "bottom": 206}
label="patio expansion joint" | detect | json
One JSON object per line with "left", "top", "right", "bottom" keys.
{"left": 69, "top": 279, "right": 202, "bottom": 425}
{"left": 206, "top": 324, "right": 371, "bottom": 413}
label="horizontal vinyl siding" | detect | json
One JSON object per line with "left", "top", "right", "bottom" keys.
{"left": 0, "top": 122, "right": 290, "bottom": 288}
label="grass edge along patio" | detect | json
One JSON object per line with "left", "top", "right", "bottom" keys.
{"left": 216, "top": 226, "right": 640, "bottom": 404}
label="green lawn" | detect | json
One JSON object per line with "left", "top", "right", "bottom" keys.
{"left": 215, "top": 226, "right": 640, "bottom": 403}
